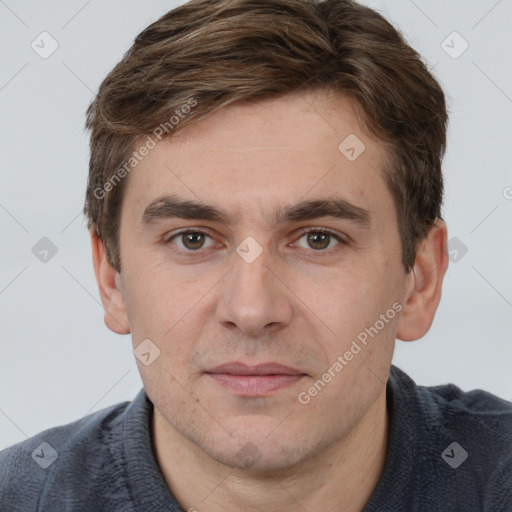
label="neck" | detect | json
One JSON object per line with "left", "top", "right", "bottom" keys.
{"left": 152, "top": 389, "right": 389, "bottom": 512}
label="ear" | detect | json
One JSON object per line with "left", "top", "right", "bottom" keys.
{"left": 90, "top": 229, "right": 131, "bottom": 335}
{"left": 396, "top": 219, "right": 449, "bottom": 341}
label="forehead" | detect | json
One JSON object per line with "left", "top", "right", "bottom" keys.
{"left": 122, "top": 91, "right": 392, "bottom": 223}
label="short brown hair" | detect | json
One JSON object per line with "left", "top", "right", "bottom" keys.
{"left": 84, "top": 0, "right": 447, "bottom": 272}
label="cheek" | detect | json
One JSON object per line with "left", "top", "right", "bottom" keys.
{"left": 314, "top": 261, "right": 389, "bottom": 323}
{"left": 121, "top": 258, "right": 200, "bottom": 341}
{"left": 309, "top": 257, "right": 402, "bottom": 364}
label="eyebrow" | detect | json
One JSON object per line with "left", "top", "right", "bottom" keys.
{"left": 141, "top": 194, "right": 372, "bottom": 228}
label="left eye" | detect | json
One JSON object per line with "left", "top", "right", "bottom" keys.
{"left": 170, "top": 231, "right": 215, "bottom": 251}
{"left": 295, "top": 230, "right": 343, "bottom": 251}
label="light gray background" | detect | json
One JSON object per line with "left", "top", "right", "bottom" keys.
{"left": 1, "top": 0, "right": 511, "bottom": 451}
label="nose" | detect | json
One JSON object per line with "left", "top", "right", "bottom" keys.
{"left": 215, "top": 246, "right": 293, "bottom": 337}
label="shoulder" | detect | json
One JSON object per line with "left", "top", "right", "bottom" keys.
{"left": 389, "top": 366, "right": 512, "bottom": 510}
{"left": 393, "top": 365, "right": 512, "bottom": 452}
{"left": 419, "top": 376, "right": 512, "bottom": 438}
{"left": 0, "top": 397, "right": 132, "bottom": 511}
{"left": 390, "top": 364, "right": 512, "bottom": 433}
{"left": 423, "top": 379, "right": 512, "bottom": 509}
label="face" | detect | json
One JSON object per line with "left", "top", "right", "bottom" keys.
{"left": 112, "top": 91, "right": 412, "bottom": 470}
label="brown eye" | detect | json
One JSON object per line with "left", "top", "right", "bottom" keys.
{"left": 167, "top": 230, "right": 215, "bottom": 252}
{"left": 295, "top": 229, "right": 345, "bottom": 252}
{"left": 306, "top": 232, "right": 331, "bottom": 250}
{"left": 181, "top": 232, "right": 206, "bottom": 250}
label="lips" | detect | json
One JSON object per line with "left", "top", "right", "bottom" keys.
{"left": 205, "top": 362, "right": 306, "bottom": 395}
{"left": 207, "top": 362, "right": 304, "bottom": 376}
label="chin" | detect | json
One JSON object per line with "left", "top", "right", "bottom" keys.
{"left": 154, "top": 394, "right": 335, "bottom": 472}
{"left": 195, "top": 422, "right": 321, "bottom": 472}
{"left": 205, "top": 441, "right": 308, "bottom": 472}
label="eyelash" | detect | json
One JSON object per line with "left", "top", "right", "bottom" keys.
{"left": 163, "top": 228, "right": 348, "bottom": 257}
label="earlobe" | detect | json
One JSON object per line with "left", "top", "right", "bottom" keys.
{"left": 396, "top": 219, "right": 449, "bottom": 342}
{"left": 90, "top": 229, "right": 131, "bottom": 335}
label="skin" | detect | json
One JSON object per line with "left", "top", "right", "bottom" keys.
{"left": 91, "top": 90, "right": 448, "bottom": 512}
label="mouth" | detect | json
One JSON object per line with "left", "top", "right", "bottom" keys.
{"left": 205, "top": 362, "right": 307, "bottom": 396}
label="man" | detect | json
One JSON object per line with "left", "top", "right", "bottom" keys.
{"left": 1, "top": 0, "right": 511, "bottom": 510}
